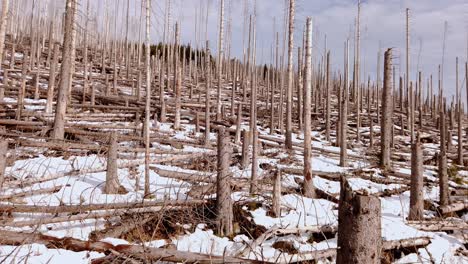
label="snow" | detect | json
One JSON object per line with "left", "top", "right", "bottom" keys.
{"left": 0, "top": 244, "right": 104, "bottom": 264}
{"left": 1, "top": 112, "right": 466, "bottom": 263}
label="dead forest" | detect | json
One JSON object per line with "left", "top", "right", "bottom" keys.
{"left": 0, "top": 0, "right": 466, "bottom": 263}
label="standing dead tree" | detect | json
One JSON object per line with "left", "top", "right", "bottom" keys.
{"left": 144, "top": 0, "right": 152, "bottom": 197}
{"left": 340, "top": 40, "right": 349, "bottom": 167}
{"left": 380, "top": 49, "right": 393, "bottom": 171}
{"left": 439, "top": 109, "right": 449, "bottom": 206}
{"left": 174, "top": 23, "right": 181, "bottom": 130}
{"left": 204, "top": 41, "right": 211, "bottom": 146}
{"left": 0, "top": 0, "right": 9, "bottom": 71}
{"left": 303, "top": 17, "right": 315, "bottom": 198}
{"left": 408, "top": 134, "right": 424, "bottom": 220}
{"left": 285, "top": 0, "right": 295, "bottom": 150}
{"left": 216, "top": 0, "right": 225, "bottom": 121}
{"left": 51, "top": 0, "right": 76, "bottom": 140}
{"left": 216, "top": 127, "right": 233, "bottom": 236}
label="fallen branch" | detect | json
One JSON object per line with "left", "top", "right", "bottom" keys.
{"left": 0, "top": 230, "right": 256, "bottom": 263}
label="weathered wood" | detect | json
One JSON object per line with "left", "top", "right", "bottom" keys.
{"left": 408, "top": 138, "right": 424, "bottom": 220}
{"left": 337, "top": 176, "right": 381, "bottom": 264}
{"left": 216, "top": 127, "right": 233, "bottom": 236}
{"left": 439, "top": 201, "right": 467, "bottom": 214}
{"left": 0, "top": 140, "right": 7, "bottom": 187}
{"left": 0, "top": 230, "right": 254, "bottom": 263}
{"left": 272, "top": 169, "right": 281, "bottom": 217}
{"left": 380, "top": 48, "right": 393, "bottom": 170}
{"left": 303, "top": 17, "right": 315, "bottom": 198}
{"left": 104, "top": 132, "right": 123, "bottom": 194}
{"left": 52, "top": 0, "right": 76, "bottom": 140}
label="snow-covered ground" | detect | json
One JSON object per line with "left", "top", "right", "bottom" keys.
{"left": 0, "top": 120, "right": 467, "bottom": 264}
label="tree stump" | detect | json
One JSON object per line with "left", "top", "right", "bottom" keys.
{"left": 216, "top": 127, "right": 233, "bottom": 237}
{"left": 409, "top": 139, "right": 424, "bottom": 220}
{"left": 337, "top": 176, "right": 382, "bottom": 264}
{"left": 104, "top": 132, "right": 123, "bottom": 194}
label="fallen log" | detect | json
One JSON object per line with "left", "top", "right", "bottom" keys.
{"left": 0, "top": 230, "right": 256, "bottom": 263}
{"left": 0, "top": 185, "right": 63, "bottom": 200}
{"left": 406, "top": 220, "right": 468, "bottom": 231}
{"left": 439, "top": 201, "right": 468, "bottom": 214}
{"left": 0, "top": 203, "right": 206, "bottom": 228}
{"left": 272, "top": 237, "right": 431, "bottom": 263}
{"left": 0, "top": 199, "right": 205, "bottom": 214}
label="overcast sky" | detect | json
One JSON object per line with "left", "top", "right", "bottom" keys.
{"left": 41, "top": 0, "right": 468, "bottom": 99}
{"left": 156, "top": 0, "right": 467, "bottom": 99}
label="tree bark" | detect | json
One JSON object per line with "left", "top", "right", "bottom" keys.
{"left": 303, "top": 17, "right": 315, "bottom": 198}
{"left": 340, "top": 40, "right": 349, "bottom": 167}
{"left": 408, "top": 138, "right": 424, "bottom": 220}
{"left": 285, "top": 0, "right": 295, "bottom": 150}
{"left": 0, "top": 0, "right": 10, "bottom": 71}
{"left": 439, "top": 110, "right": 449, "bottom": 206}
{"left": 380, "top": 48, "right": 393, "bottom": 170}
{"left": 104, "top": 132, "right": 122, "bottom": 194}
{"left": 143, "top": 0, "right": 151, "bottom": 197}
{"left": 337, "top": 176, "right": 382, "bottom": 264}
{"left": 0, "top": 140, "right": 7, "bottom": 187}
{"left": 216, "top": 127, "right": 233, "bottom": 237}
{"left": 51, "top": 0, "right": 76, "bottom": 140}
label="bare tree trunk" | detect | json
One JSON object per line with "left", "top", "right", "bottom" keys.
{"left": 204, "top": 41, "right": 211, "bottom": 146}
{"left": 241, "top": 130, "right": 250, "bottom": 169}
{"left": 272, "top": 170, "right": 281, "bottom": 217}
{"left": 0, "top": 0, "right": 10, "bottom": 71}
{"left": 355, "top": 2, "right": 361, "bottom": 143}
{"left": 297, "top": 47, "right": 303, "bottom": 131}
{"left": 303, "top": 17, "right": 315, "bottom": 198}
{"left": 408, "top": 136, "right": 424, "bottom": 220}
{"left": 380, "top": 49, "right": 393, "bottom": 170}
{"left": 81, "top": 0, "right": 90, "bottom": 105}
{"left": 439, "top": 110, "right": 449, "bottom": 206}
{"left": 325, "top": 51, "right": 331, "bottom": 141}
{"left": 340, "top": 40, "right": 349, "bottom": 167}
{"left": 104, "top": 132, "right": 122, "bottom": 194}
{"left": 143, "top": 0, "right": 151, "bottom": 197}
{"left": 285, "top": 0, "right": 295, "bottom": 150}
{"left": 456, "top": 58, "right": 463, "bottom": 165}
{"left": 337, "top": 176, "right": 382, "bottom": 264}
{"left": 0, "top": 141, "right": 7, "bottom": 187}
{"left": 16, "top": 55, "right": 28, "bottom": 120}
{"left": 51, "top": 0, "right": 76, "bottom": 140}
{"left": 216, "top": 0, "right": 224, "bottom": 121}
{"left": 174, "top": 23, "right": 181, "bottom": 130}
{"left": 216, "top": 127, "right": 233, "bottom": 237}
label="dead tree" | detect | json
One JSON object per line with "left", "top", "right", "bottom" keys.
{"left": 0, "top": 0, "right": 9, "bottom": 70}
{"left": 174, "top": 23, "right": 181, "bottom": 130}
{"left": 216, "top": 0, "right": 225, "bottom": 121}
{"left": 144, "top": 0, "right": 151, "bottom": 196}
{"left": 46, "top": 43, "right": 59, "bottom": 114}
{"left": 456, "top": 58, "right": 463, "bottom": 165}
{"left": 380, "top": 48, "right": 393, "bottom": 170}
{"left": 303, "top": 17, "right": 315, "bottom": 198}
{"left": 340, "top": 40, "right": 349, "bottom": 167}
{"left": 216, "top": 127, "right": 233, "bottom": 237}
{"left": 337, "top": 176, "right": 382, "bottom": 264}
{"left": 272, "top": 170, "right": 281, "bottom": 217}
{"left": 204, "top": 41, "right": 211, "bottom": 146}
{"left": 104, "top": 132, "right": 122, "bottom": 194}
{"left": 408, "top": 135, "right": 424, "bottom": 220}
{"left": 354, "top": 1, "right": 362, "bottom": 143}
{"left": 325, "top": 51, "right": 331, "bottom": 141}
{"left": 51, "top": 0, "right": 76, "bottom": 140}
{"left": 0, "top": 140, "right": 7, "bottom": 187}
{"left": 439, "top": 110, "right": 449, "bottom": 206}
{"left": 285, "top": 0, "right": 295, "bottom": 150}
